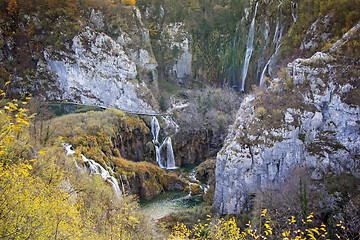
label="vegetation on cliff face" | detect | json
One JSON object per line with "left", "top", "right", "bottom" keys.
{"left": 282, "top": 0, "right": 360, "bottom": 58}
{"left": 0, "top": 94, "right": 163, "bottom": 239}
{"left": 0, "top": 0, "right": 360, "bottom": 239}
{"left": 0, "top": 0, "right": 142, "bottom": 99}
{"left": 43, "top": 108, "right": 187, "bottom": 199}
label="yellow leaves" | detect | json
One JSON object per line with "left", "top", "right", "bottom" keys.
{"left": 0, "top": 166, "right": 86, "bottom": 239}
{"left": 121, "top": 0, "right": 135, "bottom": 5}
{"left": 169, "top": 210, "right": 334, "bottom": 240}
{"left": 16, "top": 117, "right": 29, "bottom": 125}
{"left": 283, "top": 230, "right": 290, "bottom": 237}
{"left": 288, "top": 216, "right": 296, "bottom": 225}
{"left": 261, "top": 208, "right": 267, "bottom": 217}
{"left": 38, "top": 150, "right": 46, "bottom": 156}
{"left": 8, "top": 102, "right": 17, "bottom": 110}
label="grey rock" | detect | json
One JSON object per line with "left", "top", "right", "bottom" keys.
{"left": 44, "top": 27, "right": 154, "bottom": 113}
{"left": 214, "top": 23, "right": 360, "bottom": 214}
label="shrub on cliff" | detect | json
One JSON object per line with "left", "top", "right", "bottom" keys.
{"left": 0, "top": 91, "right": 161, "bottom": 239}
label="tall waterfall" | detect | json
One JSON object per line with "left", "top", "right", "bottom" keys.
{"left": 151, "top": 117, "right": 177, "bottom": 169}
{"left": 240, "top": 1, "right": 259, "bottom": 91}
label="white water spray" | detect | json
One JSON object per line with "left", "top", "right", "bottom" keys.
{"left": 240, "top": 1, "right": 259, "bottom": 91}
{"left": 151, "top": 116, "right": 160, "bottom": 144}
{"left": 260, "top": 21, "right": 284, "bottom": 86}
{"left": 81, "top": 154, "right": 122, "bottom": 199}
{"left": 151, "top": 117, "right": 177, "bottom": 169}
{"left": 64, "top": 143, "right": 83, "bottom": 172}
{"left": 291, "top": 1, "right": 298, "bottom": 23}
{"left": 64, "top": 143, "right": 123, "bottom": 199}
{"left": 165, "top": 137, "right": 176, "bottom": 169}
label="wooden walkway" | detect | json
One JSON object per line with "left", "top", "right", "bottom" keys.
{"left": 46, "top": 101, "right": 169, "bottom": 116}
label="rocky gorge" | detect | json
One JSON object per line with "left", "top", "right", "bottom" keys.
{"left": 0, "top": 0, "right": 360, "bottom": 238}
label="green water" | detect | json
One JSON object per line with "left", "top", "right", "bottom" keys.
{"left": 140, "top": 191, "right": 203, "bottom": 220}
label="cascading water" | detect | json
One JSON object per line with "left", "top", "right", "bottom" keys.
{"left": 291, "top": 1, "right": 298, "bottom": 23}
{"left": 81, "top": 154, "right": 123, "bottom": 199}
{"left": 259, "top": 34, "right": 282, "bottom": 85}
{"left": 119, "top": 175, "right": 126, "bottom": 195}
{"left": 165, "top": 137, "right": 176, "bottom": 169}
{"left": 151, "top": 117, "right": 177, "bottom": 169}
{"left": 273, "top": 20, "right": 280, "bottom": 43}
{"left": 64, "top": 143, "right": 83, "bottom": 172}
{"left": 64, "top": 143, "right": 123, "bottom": 199}
{"left": 259, "top": 12, "right": 284, "bottom": 86}
{"left": 151, "top": 116, "right": 160, "bottom": 144}
{"left": 231, "top": 25, "right": 240, "bottom": 88}
{"left": 240, "top": 1, "right": 259, "bottom": 91}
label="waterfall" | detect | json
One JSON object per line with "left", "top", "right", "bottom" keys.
{"left": 259, "top": 22, "right": 284, "bottom": 86}
{"left": 119, "top": 134, "right": 124, "bottom": 156}
{"left": 231, "top": 25, "right": 240, "bottom": 88}
{"left": 165, "top": 137, "right": 176, "bottom": 169}
{"left": 81, "top": 154, "right": 122, "bottom": 199}
{"left": 119, "top": 174, "right": 126, "bottom": 195}
{"left": 151, "top": 117, "right": 177, "bottom": 169}
{"left": 273, "top": 20, "right": 279, "bottom": 43}
{"left": 151, "top": 116, "right": 160, "bottom": 144}
{"left": 155, "top": 145, "right": 165, "bottom": 168}
{"left": 64, "top": 143, "right": 122, "bottom": 199}
{"left": 240, "top": 1, "right": 259, "bottom": 91}
{"left": 291, "top": 1, "right": 298, "bottom": 23}
{"left": 64, "top": 143, "right": 83, "bottom": 171}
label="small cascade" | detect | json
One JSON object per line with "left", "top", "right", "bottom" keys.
{"left": 179, "top": 170, "right": 204, "bottom": 199}
{"left": 273, "top": 20, "right": 279, "bottom": 43}
{"left": 119, "top": 134, "right": 124, "bottom": 156}
{"left": 151, "top": 116, "right": 160, "bottom": 144}
{"left": 119, "top": 174, "right": 126, "bottom": 195}
{"left": 81, "top": 154, "right": 122, "bottom": 199}
{"left": 151, "top": 117, "right": 177, "bottom": 169}
{"left": 291, "top": 1, "right": 298, "bottom": 23}
{"left": 64, "top": 143, "right": 83, "bottom": 171}
{"left": 63, "top": 143, "right": 122, "bottom": 199}
{"left": 260, "top": 21, "right": 284, "bottom": 86}
{"left": 165, "top": 137, "right": 176, "bottom": 169}
{"left": 240, "top": 1, "right": 259, "bottom": 91}
{"left": 231, "top": 25, "right": 240, "bottom": 88}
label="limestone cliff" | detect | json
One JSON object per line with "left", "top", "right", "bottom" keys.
{"left": 0, "top": 4, "right": 193, "bottom": 112}
{"left": 213, "top": 22, "right": 360, "bottom": 214}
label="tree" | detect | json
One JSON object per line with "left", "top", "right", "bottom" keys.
{"left": 0, "top": 95, "right": 89, "bottom": 239}
{"left": 6, "top": 0, "right": 18, "bottom": 16}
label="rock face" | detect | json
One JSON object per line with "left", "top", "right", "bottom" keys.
{"left": 112, "top": 114, "right": 153, "bottom": 162}
{"left": 115, "top": 159, "right": 187, "bottom": 200}
{"left": 163, "top": 23, "right": 192, "bottom": 86}
{"left": 44, "top": 26, "right": 155, "bottom": 113}
{"left": 173, "top": 129, "right": 222, "bottom": 165}
{"left": 213, "top": 23, "right": 360, "bottom": 214}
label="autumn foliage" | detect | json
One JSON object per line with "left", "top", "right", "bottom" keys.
{"left": 121, "top": 0, "right": 136, "bottom": 6}
{"left": 0, "top": 92, "right": 156, "bottom": 239}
